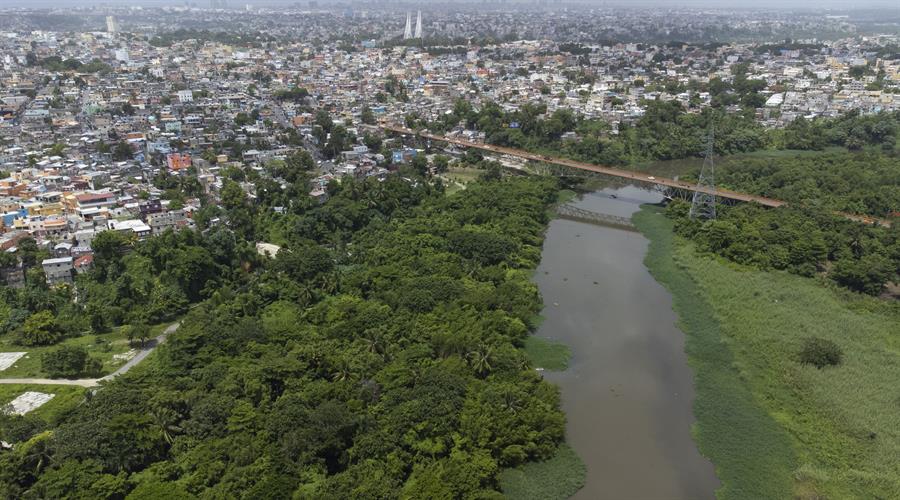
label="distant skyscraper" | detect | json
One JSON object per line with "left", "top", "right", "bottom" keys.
{"left": 105, "top": 16, "right": 118, "bottom": 33}
{"left": 403, "top": 12, "right": 413, "bottom": 40}
{"left": 414, "top": 10, "right": 423, "bottom": 39}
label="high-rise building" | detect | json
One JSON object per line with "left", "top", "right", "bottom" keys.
{"left": 414, "top": 11, "right": 423, "bottom": 39}
{"left": 105, "top": 16, "right": 118, "bottom": 33}
{"left": 403, "top": 12, "right": 412, "bottom": 40}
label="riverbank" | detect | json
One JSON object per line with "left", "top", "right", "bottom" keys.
{"left": 634, "top": 206, "right": 900, "bottom": 499}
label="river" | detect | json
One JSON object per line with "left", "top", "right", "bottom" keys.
{"left": 536, "top": 186, "right": 719, "bottom": 499}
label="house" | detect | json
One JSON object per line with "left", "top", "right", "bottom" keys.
{"left": 146, "top": 209, "right": 185, "bottom": 235}
{"left": 108, "top": 219, "right": 152, "bottom": 239}
{"left": 73, "top": 254, "right": 93, "bottom": 274}
{"left": 71, "top": 192, "right": 117, "bottom": 213}
{"left": 167, "top": 153, "right": 192, "bottom": 171}
{"left": 42, "top": 256, "right": 73, "bottom": 285}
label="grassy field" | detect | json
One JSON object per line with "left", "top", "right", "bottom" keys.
{"left": 634, "top": 206, "right": 900, "bottom": 499}
{"left": 0, "top": 384, "right": 86, "bottom": 423}
{"left": 0, "top": 322, "right": 171, "bottom": 379}
{"left": 499, "top": 444, "right": 586, "bottom": 500}
{"left": 523, "top": 336, "right": 570, "bottom": 371}
{"left": 444, "top": 166, "right": 485, "bottom": 184}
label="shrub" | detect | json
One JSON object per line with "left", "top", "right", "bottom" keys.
{"left": 799, "top": 337, "right": 843, "bottom": 368}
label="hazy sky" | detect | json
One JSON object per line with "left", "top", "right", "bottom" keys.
{"left": 2, "top": 0, "right": 898, "bottom": 8}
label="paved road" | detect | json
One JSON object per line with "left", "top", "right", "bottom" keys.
{"left": 0, "top": 321, "right": 180, "bottom": 387}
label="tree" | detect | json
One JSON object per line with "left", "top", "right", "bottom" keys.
{"left": 315, "top": 110, "right": 334, "bottom": 133}
{"left": 86, "top": 303, "right": 108, "bottom": 334}
{"left": 112, "top": 141, "right": 133, "bottom": 161}
{"left": 432, "top": 154, "right": 451, "bottom": 173}
{"left": 831, "top": 254, "right": 892, "bottom": 295}
{"left": 18, "top": 237, "right": 42, "bottom": 268}
{"left": 41, "top": 345, "right": 101, "bottom": 378}
{"left": 848, "top": 65, "right": 866, "bottom": 79}
{"left": 91, "top": 230, "right": 132, "bottom": 281}
{"left": 323, "top": 125, "right": 351, "bottom": 159}
{"left": 17, "top": 311, "right": 61, "bottom": 346}
{"left": 274, "top": 245, "right": 333, "bottom": 283}
{"left": 468, "top": 345, "right": 494, "bottom": 377}
{"left": 127, "top": 322, "right": 151, "bottom": 348}
{"left": 234, "top": 112, "right": 252, "bottom": 127}
{"left": 410, "top": 155, "right": 429, "bottom": 176}
{"left": 361, "top": 106, "right": 376, "bottom": 125}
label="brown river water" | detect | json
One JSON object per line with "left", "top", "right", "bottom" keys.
{"left": 536, "top": 186, "right": 719, "bottom": 499}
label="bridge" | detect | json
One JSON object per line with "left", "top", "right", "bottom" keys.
{"left": 380, "top": 124, "right": 890, "bottom": 227}
{"left": 556, "top": 204, "right": 638, "bottom": 232}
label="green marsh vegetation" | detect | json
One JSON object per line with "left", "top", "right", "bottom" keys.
{"left": 499, "top": 444, "right": 586, "bottom": 500}
{"left": 635, "top": 207, "right": 900, "bottom": 499}
{"left": 522, "top": 336, "right": 570, "bottom": 371}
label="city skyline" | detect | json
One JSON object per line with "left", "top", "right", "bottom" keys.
{"left": 3, "top": 1, "right": 899, "bottom": 9}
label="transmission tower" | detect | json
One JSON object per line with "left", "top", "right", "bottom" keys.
{"left": 690, "top": 127, "right": 717, "bottom": 220}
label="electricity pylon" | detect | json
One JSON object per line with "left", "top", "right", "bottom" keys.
{"left": 690, "top": 127, "right": 717, "bottom": 220}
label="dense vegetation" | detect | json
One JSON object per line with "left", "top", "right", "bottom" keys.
{"left": 410, "top": 99, "right": 898, "bottom": 166}
{"left": 667, "top": 200, "right": 900, "bottom": 296}
{"left": 716, "top": 151, "right": 900, "bottom": 217}
{"left": 0, "top": 176, "right": 572, "bottom": 498}
{"left": 635, "top": 208, "right": 900, "bottom": 499}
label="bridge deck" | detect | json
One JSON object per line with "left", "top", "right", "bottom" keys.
{"left": 381, "top": 124, "right": 889, "bottom": 227}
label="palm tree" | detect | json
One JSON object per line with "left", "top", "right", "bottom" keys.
{"left": 468, "top": 345, "right": 493, "bottom": 377}
{"left": 296, "top": 282, "right": 314, "bottom": 306}
{"left": 317, "top": 271, "right": 341, "bottom": 295}
{"left": 332, "top": 365, "right": 352, "bottom": 382}
{"left": 500, "top": 390, "right": 523, "bottom": 415}
{"left": 362, "top": 331, "right": 384, "bottom": 355}
{"left": 21, "top": 432, "right": 54, "bottom": 476}
{"left": 149, "top": 406, "right": 182, "bottom": 445}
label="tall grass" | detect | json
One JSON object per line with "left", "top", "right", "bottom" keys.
{"left": 499, "top": 444, "right": 586, "bottom": 500}
{"left": 635, "top": 206, "right": 900, "bottom": 499}
{"left": 522, "top": 336, "right": 570, "bottom": 371}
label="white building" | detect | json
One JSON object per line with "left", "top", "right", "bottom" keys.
{"left": 108, "top": 220, "right": 152, "bottom": 239}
